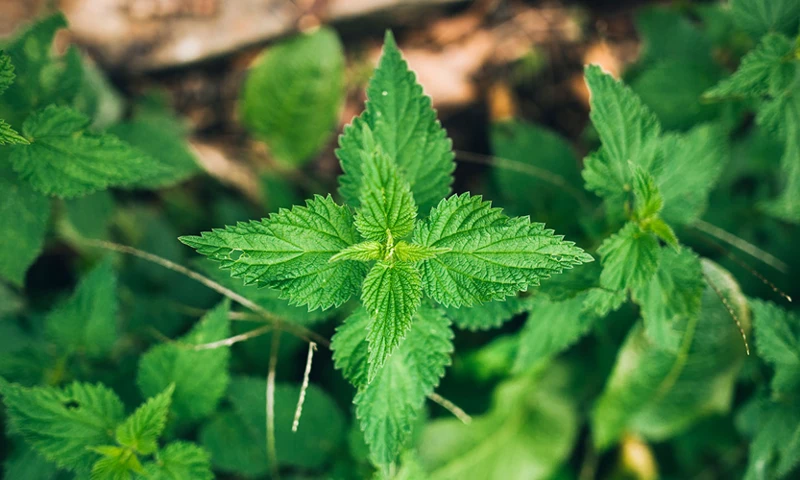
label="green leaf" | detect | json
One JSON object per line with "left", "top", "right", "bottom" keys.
{"left": 743, "top": 397, "right": 800, "bottom": 479}
{"left": 514, "top": 294, "right": 595, "bottom": 372}
{"left": 582, "top": 287, "right": 626, "bottom": 318}
{"left": 656, "top": 124, "right": 727, "bottom": 226}
{"left": 194, "top": 259, "right": 332, "bottom": 325}
{"left": 90, "top": 446, "right": 142, "bottom": 480}
{"left": 647, "top": 217, "right": 679, "bottom": 248}
{"left": 0, "top": 13, "right": 83, "bottom": 127}
{"left": 3, "top": 443, "right": 60, "bottom": 480}
{"left": 332, "top": 308, "right": 372, "bottom": 388}
{"left": 597, "top": 222, "right": 661, "bottom": 292}
{"left": 62, "top": 190, "right": 116, "bottom": 241}
{"left": 0, "top": 119, "right": 28, "bottom": 145}
{"left": 8, "top": 105, "right": 168, "bottom": 198}
{"left": 180, "top": 195, "right": 368, "bottom": 310}
{"left": 45, "top": 258, "right": 118, "bottom": 358}
{"left": 330, "top": 240, "right": 384, "bottom": 262}
{"left": 240, "top": 27, "right": 344, "bottom": 166}
{"left": 72, "top": 57, "right": 124, "bottom": 130}
{"left": 751, "top": 300, "right": 800, "bottom": 395}
{"left": 116, "top": 385, "right": 174, "bottom": 455}
{"left": 0, "top": 380, "right": 125, "bottom": 472}
{"left": 0, "top": 51, "right": 13, "bottom": 94}
{"left": 0, "top": 51, "right": 29, "bottom": 145}
{"left": 582, "top": 65, "right": 661, "bottom": 198}
{"left": 362, "top": 261, "right": 423, "bottom": 380}
{"left": 199, "top": 377, "right": 345, "bottom": 475}
{"left": 340, "top": 305, "right": 453, "bottom": 466}
{"left": 142, "top": 442, "right": 213, "bottom": 480}
{"left": 338, "top": 31, "right": 454, "bottom": 212}
{"left": 108, "top": 107, "right": 200, "bottom": 188}
{"left": 635, "top": 6, "right": 715, "bottom": 65}
{"left": 441, "top": 295, "right": 534, "bottom": 331}
{"left": 704, "top": 34, "right": 795, "bottom": 100}
{"left": 761, "top": 97, "right": 800, "bottom": 223}
{"left": 490, "top": 120, "right": 583, "bottom": 222}
{"left": 137, "top": 301, "right": 230, "bottom": 426}
{"left": 413, "top": 193, "right": 592, "bottom": 307}
{"left": 730, "top": 0, "right": 800, "bottom": 37}
{"left": 393, "top": 241, "right": 450, "bottom": 262}
{"left": 592, "top": 260, "right": 750, "bottom": 449}
{"left": 354, "top": 144, "right": 416, "bottom": 242}
{"left": 631, "top": 60, "right": 723, "bottom": 131}
{"left": 632, "top": 165, "right": 663, "bottom": 221}
{"left": 419, "top": 366, "right": 578, "bottom": 480}
{"left": 0, "top": 164, "right": 50, "bottom": 286}
{"left": 632, "top": 247, "right": 705, "bottom": 351}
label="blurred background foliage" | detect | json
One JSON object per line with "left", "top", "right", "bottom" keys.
{"left": 0, "top": 0, "right": 799, "bottom": 479}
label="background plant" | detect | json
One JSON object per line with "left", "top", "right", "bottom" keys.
{"left": 0, "top": 1, "right": 798, "bottom": 479}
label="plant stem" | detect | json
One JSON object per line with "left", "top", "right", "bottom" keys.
{"left": 292, "top": 342, "right": 317, "bottom": 432}
{"left": 267, "top": 331, "right": 282, "bottom": 480}
{"left": 80, "top": 238, "right": 330, "bottom": 347}
{"left": 428, "top": 392, "right": 472, "bottom": 424}
{"left": 692, "top": 219, "right": 788, "bottom": 273}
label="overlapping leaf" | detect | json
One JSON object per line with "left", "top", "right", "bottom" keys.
{"left": 137, "top": 301, "right": 230, "bottom": 425}
{"left": 109, "top": 106, "right": 200, "bottom": 188}
{"left": 8, "top": 105, "right": 167, "bottom": 198}
{"left": 199, "top": 377, "right": 345, "bottom": 476}
{"left": 241, "top": 27, "right": 344, "bottom": 166}
{"left": 413, "top": 193, "right": 591, "bottom": 307}
{"left": 632, "top": 247, "right": 705, "bottom": 351}
{"left": 338, "top": 31, "right": 454, "bottom": 212}
{"left": 0, "top": 380, "right": 125, "bottom": 472}
{"left": 353, "top": 135, "right": 416, "bottom": 241}
{"left": 597, "top": 222, "right": 661, "bottom": 292}
{"left": 333, "top": 305, "right": 453, "bottom": 466}
{"left": 142, "top": 442, "right": 213, "bottom": 480}
{"left": 751, "top": 300, "right": 800, "bottom": 394}
{"left": 514, "top": 294, "right": 596, "bottom": 372}
{"left": 0, "top": 164, "right": 50, "bottom": 285}
{"left": 362, "top": 261, "right": 422, "bottom": 380}
{"left": 180, "top": 195, "right": 368, "bottom": 310}
{"left": 115, "top": 385, "right": 174, "bottom": 455}
{"left": 418, "top": 366, "right": 578, "bottom": 480}
{"left": 45, "top": 258, "right": 119, "bottom": 358}
{"left": 730, "top": 0, "right": 800, "bottom": 37}
{"left": 442, "top": 295, "right": 534, "bottom": 331}
{"left": 582, "top": 65, "right": 661, "bottom": 198}
{"left": 592, "top": 260, "right": 750, "bottom": 448}
{"left": 0, "top": 14, "right": 82, "bottom": 128}
{"left": 704, "top": 34, "right": 794, "bottom": 100}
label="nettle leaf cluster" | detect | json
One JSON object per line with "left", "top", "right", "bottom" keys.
{"left": 0, "top": 380, "right": 210, "bottom": 479}
{"left": 1, "top": 3, "right": 798, "bottom": 479}
{"left": 0, "top": 13, "right": 202, "bottom": 286}
{"left": 182, "top": 32, "right": 591, "bottom": 466}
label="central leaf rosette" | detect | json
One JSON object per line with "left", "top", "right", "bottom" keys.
{"left": 180, "top": 30, "right": 591, "bottom": 467}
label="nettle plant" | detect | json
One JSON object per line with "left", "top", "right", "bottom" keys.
{"left": 2, "top": 3, "right": 798, "bottom": 479}
{"left": 182, "top": 32, "right": 591, "bottom": 467}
